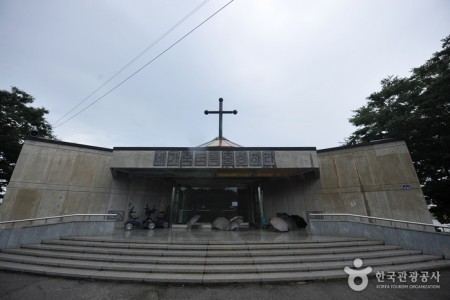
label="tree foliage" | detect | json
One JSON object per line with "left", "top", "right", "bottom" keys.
{"left": 347, "top": 35, "right": 450, "bottom": 222}
{"left": 0, "top": 87, "right": 55, "bottom": 198}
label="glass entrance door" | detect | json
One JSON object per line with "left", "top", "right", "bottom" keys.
{"left": 171, "top": 185, "right": 251, "bottom": 224}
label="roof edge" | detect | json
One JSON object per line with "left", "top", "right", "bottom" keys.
{"left": 114, "top": 146, "right": 317, "bottom": 151}
{"left": 25, "top": 136, "right": 113, "bottom": 152}
{"left": 317, "top": 138, "right": 403, "bottom": 153}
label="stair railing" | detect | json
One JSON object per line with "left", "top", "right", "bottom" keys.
{"left": 0, "top": 213, "right": 118, "bottom": 228}
{"left": 308, "top": 213, "right": 450, "bottom": 233}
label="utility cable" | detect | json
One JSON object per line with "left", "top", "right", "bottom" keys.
{"left": 52, "top": 0, "right": 212, "bottom": 127}
{"left": 54, "top": 0, "right": 234, "bottom": 129}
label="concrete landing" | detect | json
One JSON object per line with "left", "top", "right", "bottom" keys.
{"left": 98, "top": 228, "right": 324, "bottom": 243}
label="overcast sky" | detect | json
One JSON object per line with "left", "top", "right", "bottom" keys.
{"left": 1, "top": 0, "right": 449, "bottom": 149}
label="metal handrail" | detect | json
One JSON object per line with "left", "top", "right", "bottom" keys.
{"left": 309, "top": 213, "right": 450, "bottom": 231}
{"left": 0, "top": 213, "right": 118, "bottom": 226}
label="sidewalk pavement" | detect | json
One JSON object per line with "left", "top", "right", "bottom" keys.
{"left": 1, "top": 269, "right": 449, "bottom": 300}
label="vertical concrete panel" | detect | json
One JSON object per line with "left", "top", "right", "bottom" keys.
{"left": 284, "top": 180, "right": 295, "bottom": 213}
{"left": 62, "top": 191, "right": 90, "bottom": 214}
{"left": 364, "top": 191, "right": 393, "bottom": 225}
{"left": 395, "top": 142, "right": 420, "bottom": 180}
{"left": 376, "top": 147, "right": 405, "bottom": 185}
{"left": 386, "top": 190, "right": 420, "bottom": 225}
{"left": 22, "top": 146, "right": 56, "bottom": 183}
{"left": 0, "top": 188, "right": 18, "bottom": 220}
{"left": 354, "top": 150, "right": 383, "bottom": 186}
{"left": 107, "top": 193, "right": 128, "bottom": 212}
{"left": 414, "top": 194, "right": 433, "bottom": 224}
{"left": 47, "top": 149, "right": 77, "bottom": 184}
{"left": 301, "top": 178, "right": 324, "bottom": 215}
{"left": 341, "top": 193, "right": 368, "bottom": 217}
{"left": 87, "top": 193, "right": 109, "bottom": 213}
{"left": 91, "top": 155, "right": 113, "bottom": 188}
{"left": 304, "top": 193, "right": 324, "bottom": 213}
{"left": 266, "top": 181, "right": 288, "bottom": 217}
{"left": 10, "top": 189, "right": 43, "bottom": 219}
{"left": 364, "top": 191, "right": 383, "bottom": 217}
{"left": 322, "top": 193, "right": 344, "bottom": 214}
{"left": 302, "top": 178, "right": 322, "bottom": 195}
{"left": 292, "top": 195, "right": 307, "bottom": 218}
{"left": 318, "top": 156, "right": 339, "bottom": 188}
{"left": 9, "top": 142, "right": 34, "bottom": 182}
{"left": 290, "top": 180, "right": 306, "bottom": 218}
{"left": 36, "top": 190, "right": 66, "bottom": 217}
{"left": 397, "top": 153, "right": 419, "bottom": 182}
{"left": 334, "top": 154, "right": 360, "bottom": 187}
{"left": 69, "top": 152, "right": 98, "bottom": 186}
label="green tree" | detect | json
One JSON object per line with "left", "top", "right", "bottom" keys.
{"left": 347, "top": 35, "right": 450, "bottom": 223}
{"left": 0, "top": 87, "right": 55, "bottom": 199}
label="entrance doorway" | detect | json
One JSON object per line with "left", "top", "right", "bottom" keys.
{"left": 170, "top": 183, "right": 261, "bottom": 226}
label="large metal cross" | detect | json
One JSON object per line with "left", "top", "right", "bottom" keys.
{"left": 204, "top": 98, "right": 237, "bottom": 140}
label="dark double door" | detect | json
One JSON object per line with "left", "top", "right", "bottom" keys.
{"left": 171, "top": 184, "right": 261, "bottom": 225}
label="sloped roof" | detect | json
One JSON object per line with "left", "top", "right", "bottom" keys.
{"left": 197, "top": 137, "right": 242, "bottom": 147}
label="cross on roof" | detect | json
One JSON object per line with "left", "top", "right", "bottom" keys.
{"left": 204, "top": 98, "right": 237, "bottom": 140}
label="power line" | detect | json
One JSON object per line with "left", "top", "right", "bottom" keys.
{"left": 54, "top": 0, "right": 235, "bottom": 129}
{"left": 52, "top": 0, "right": 212, "bottom": 127}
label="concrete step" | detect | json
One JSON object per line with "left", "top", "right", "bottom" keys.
{"left": 1, "top": 247, "right": 423, "bottom": 265}
{"left": 1, "top": 259, "right": 449, "bottom": 284}
{"left": 1, "top": 236, "right": 449, "bottom": 284}
{"left": 42, "top": 239, "right": 384, "bottom": 250}
{"left": 21, "top": 243, "right": 399, "bottom": 257}
{"left": 62, "top": 236, "right": 369, "bottom": 245}
{"left": 0, "top": 252, "right": 442, "bottom": 274}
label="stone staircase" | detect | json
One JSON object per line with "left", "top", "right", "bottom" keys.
{"left": 0, "top": 236, "right": 449, "bottom": 283}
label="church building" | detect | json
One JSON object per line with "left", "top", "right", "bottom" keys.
{"left": 0, "top": 99, "right": 432, "bottom": 228}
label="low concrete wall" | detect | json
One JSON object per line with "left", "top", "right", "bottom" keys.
{"left": 0, "top": 221, "right": 115, "bottom": 249}
{"left": 310, "top": 220, "right": 450, "bottom": 259}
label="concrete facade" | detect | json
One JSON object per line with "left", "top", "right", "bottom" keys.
{"left": 262, "top": 141, "right": 433, "bottom": 227}
{"left": 0, "top": 138, "right": 432, "bottom": 228}
{"left": 1, "top": 139, "right": 114, "bottom": 221}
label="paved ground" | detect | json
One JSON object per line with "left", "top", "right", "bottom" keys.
{"left": 0, "top": 270, "right": 449, "bottom": 300}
